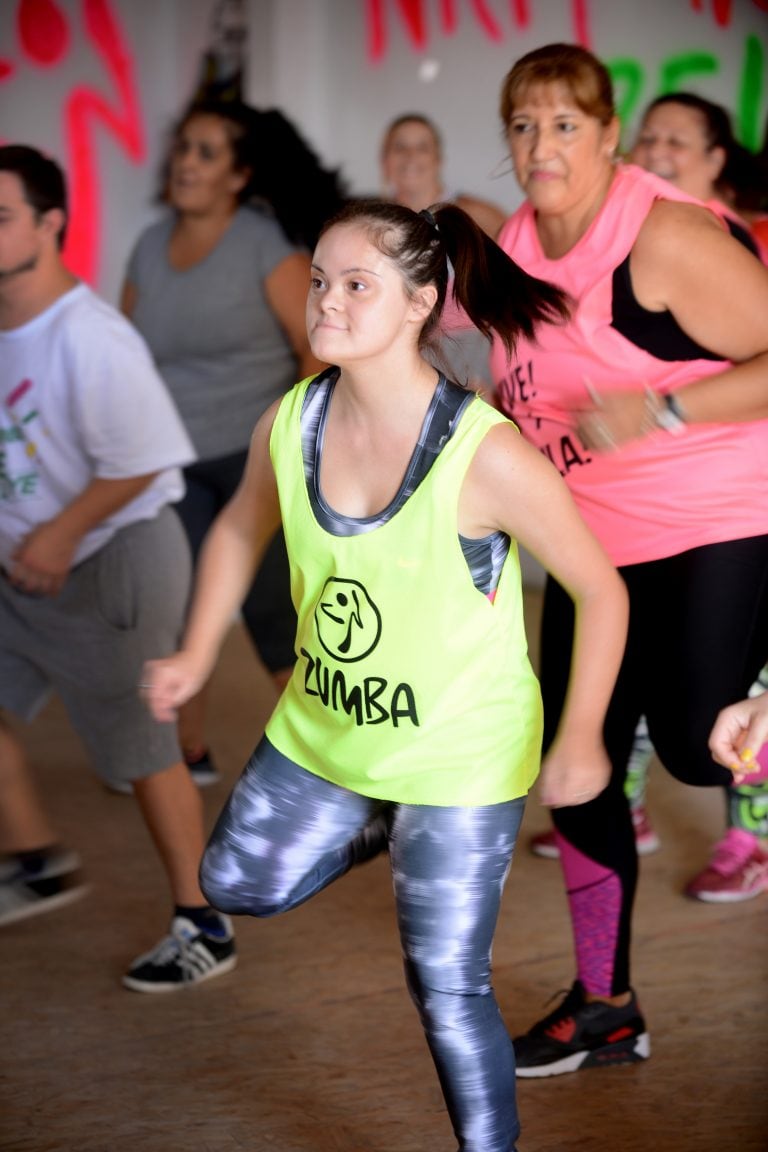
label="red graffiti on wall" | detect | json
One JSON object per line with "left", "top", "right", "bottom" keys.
{"left": 0, "top": 0, "right": 145, "bottom": 285}
{"left": 18, "top": 0, "right": 70, "bottom": 62}
{"left": 690, "top": 0, "right": 768, "bottom": 27}
{"left": 366, "top": 0, "right": 592, "bottom": 60}
{"left": 366, "top": 0, "right": 768, "bottom": 62}
{"left": 444, "top": 0, "right": 534, "bottom": 39}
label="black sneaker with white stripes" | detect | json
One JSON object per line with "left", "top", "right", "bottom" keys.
{"left": 123, "top": 915, "right": 236, "bottom": 992}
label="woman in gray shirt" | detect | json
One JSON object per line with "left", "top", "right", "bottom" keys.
{"left": 122, "top": 100, "right": 340, "bottom": 782}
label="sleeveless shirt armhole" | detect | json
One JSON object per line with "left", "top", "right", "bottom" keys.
{"left": 725, "top": 217, "right": 760, "bottom": 258}
{"left": 610, "top": 254, "right": 723, "bottom": 363}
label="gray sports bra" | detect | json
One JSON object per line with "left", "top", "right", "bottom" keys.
{"left": 300, "top": 368, "right": 510, "bottom": 597}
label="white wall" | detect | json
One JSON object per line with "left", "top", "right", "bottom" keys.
{"left": 0, "top": 0, "right": 219, "bottom": 304}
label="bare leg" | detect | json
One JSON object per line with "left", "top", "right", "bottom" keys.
{"left": 132, "top": 761, "right": 207, "bottom": 905}
{"left": 125, "top": 760, "right": 235, "bottom": 991}
{"left": 0, "top": 715, "right": 56, "bottom": 852}
{"left": 272, "top": 666, "right": 293, "bottom": 693}
{"left": 176, "top": 687, "right": 209, "bottom": 762}
{"left": 180, "top": 666, "right": 290, "bottom": 764}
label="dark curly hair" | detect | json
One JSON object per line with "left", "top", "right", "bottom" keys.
{"left": 159, "top": 99, "right": 347, "bottom": 250}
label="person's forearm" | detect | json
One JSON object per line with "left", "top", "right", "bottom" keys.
{"left": 180, "top": 511, "right": 269, "bottom": 679}
{"left": 52, "top": 474, "right": 158, "bottom": 544}
{"left": 555, "top": 577, "right": 629, "bottom": 746}
{"left": 673, "top": 353, "right": 768, "bottom": 424}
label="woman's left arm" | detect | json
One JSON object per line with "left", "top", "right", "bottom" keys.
{"left": 265, "top": 250, "right": 327, "bottom": 379}
{"left": 579, "top": 202, "right": 768, "bottom": 447}
{"left": 634, "top": 200, "right": 768, "bottom": 423}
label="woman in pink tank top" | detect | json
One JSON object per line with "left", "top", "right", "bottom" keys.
{"left": 579, "top": 91, "right": 768, "bottom": 905}
{"left": 490, "top": 42, "right": 768, "bottom": 1081}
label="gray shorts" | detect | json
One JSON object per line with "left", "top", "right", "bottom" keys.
{"left": 0, "top": 507, "right": 191, "bottom": 786}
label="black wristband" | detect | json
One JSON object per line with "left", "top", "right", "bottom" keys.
{"left": 664, "top": 393, "right": 687, "bottom": 424}
{"left": 652, "top": 392, "right": 687, "bottom": 435}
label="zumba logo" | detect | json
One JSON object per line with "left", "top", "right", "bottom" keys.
{"left": 315, "top": 578, "right": 382, "bottom": 663}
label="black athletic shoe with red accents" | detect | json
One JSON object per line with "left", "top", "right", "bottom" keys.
{"left": 513, "top": 980, "right": 651, "bottom": 1078}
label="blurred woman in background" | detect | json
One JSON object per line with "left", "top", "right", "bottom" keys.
{"left": 122, "top": 100, "right": 344, "bottom": 785}
{"left": 630, "top": 91, "right": 767, "bottom": 260}
{"left": 380, "top": 112, "right": 507, "bottom": 238}
{"left": 381, "top": 112, "right": 508, "bottom": 389}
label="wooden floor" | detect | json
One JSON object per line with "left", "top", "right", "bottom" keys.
{"left": 3, "top": 590, "right": 767, "bottom": 1152}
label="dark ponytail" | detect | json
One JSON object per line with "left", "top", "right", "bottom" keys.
{"left": 431, "top": 202, "right": 570, "bottom": 357}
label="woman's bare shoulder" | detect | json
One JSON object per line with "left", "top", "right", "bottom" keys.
{"left": 453, "top": 194, "right": 508, "bottom": 239}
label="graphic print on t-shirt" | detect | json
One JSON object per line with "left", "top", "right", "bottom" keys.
{"left": 1, "top": 378, "right": 40, "bottom": 501}
{"left": 315, "top": 577, "right": 382, "bottom": 663}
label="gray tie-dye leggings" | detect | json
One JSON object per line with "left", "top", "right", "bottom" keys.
{"left": 201, "top": 736, "right": 525, "bottom": 1152}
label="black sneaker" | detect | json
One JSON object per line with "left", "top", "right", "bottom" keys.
{"left": 513, "top": 981, "right": 650, "bottom": 1078}
{"left": 122, "top": 915, "right": 237, "bottom": 993}
{"left": 106, "top": 750, "right": 220, "bottom": 796}
{"left": 0, "top": 849, "right": 88, "bottom": 926}
{"left": 184, "top": 749, "right": 221, "bottom": 787}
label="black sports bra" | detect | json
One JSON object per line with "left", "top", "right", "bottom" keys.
{"left": 610, "top": 217, "right": 755, "bottom": 363}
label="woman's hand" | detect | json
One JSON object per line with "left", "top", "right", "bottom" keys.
{"left": 709, "top": 692, "right": 768, "bottom": 781}
{"left": 8, "top": 521, "right": 76, "bottom": 597}
{"left": 537, "top": 736, "right": 611, "bottom": 808}
{"left": 139, "top": 653, "right": 210, "bottom": 723}
{"left": 575, "top": 382, "right": 649, "bottom": 452}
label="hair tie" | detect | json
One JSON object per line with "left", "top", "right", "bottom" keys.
{"left": 419, "top": 207, "right": 438, "bottom": 231}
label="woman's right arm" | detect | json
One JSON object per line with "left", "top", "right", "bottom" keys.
{"left": 143, "top": 403, "right": 283, "bottom": 721}
{"left": 464, "top": 423, "right": 629, "bottom": 808}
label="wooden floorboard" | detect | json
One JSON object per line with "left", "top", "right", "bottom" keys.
{"left": 3, "top": 592, "right": 767, "bottom": 1151}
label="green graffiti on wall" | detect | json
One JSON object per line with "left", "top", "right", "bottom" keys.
{"left": 739, "top": 35, "right": 765, "bottom": 150}
{"left": 608, "top": 35, "right": 765, "bottom": 151}
{"left": 609, "top": 58, "right": 645, "bottom": 130}
{"left": 660, "top": 52, "right": 719, "bottom": 94}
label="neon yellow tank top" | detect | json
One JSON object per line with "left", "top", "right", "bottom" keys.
{"left": 265, "top": 377, "right": 542, "bottom": 805}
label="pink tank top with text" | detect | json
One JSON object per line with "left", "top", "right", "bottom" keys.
{"left": 490, "top": 164, "right": 768, "bottom": 566}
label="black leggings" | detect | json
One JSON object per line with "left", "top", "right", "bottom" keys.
{"left": 175, "top": 450, "right": 297, "bottom": 673}
{"left": 540, "top": 534, "right": 768, "bottom": 996}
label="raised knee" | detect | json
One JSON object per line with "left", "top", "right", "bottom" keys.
{"left": 199, "top": 854, "right": 282, "bottom": 918}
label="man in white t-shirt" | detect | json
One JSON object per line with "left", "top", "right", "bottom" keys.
{"left": 0, "top": 144, "right": 237, "bottom": 991}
